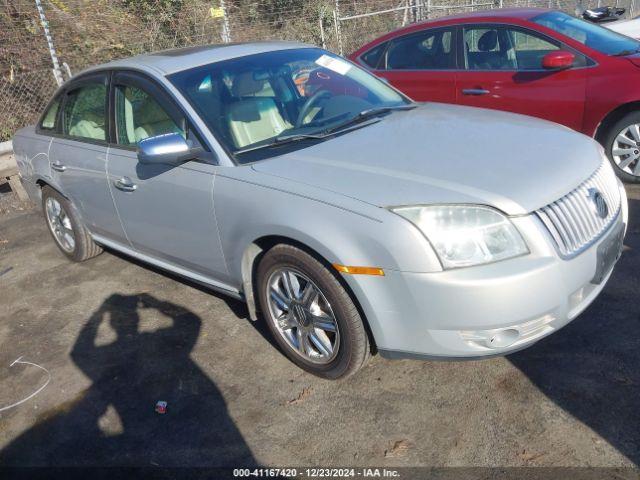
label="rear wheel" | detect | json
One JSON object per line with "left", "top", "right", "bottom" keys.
{"left": 256, "top": 244, "right": 370, "bottom": 379}
{"left": 604, "top": 111, "right": 640, "bottom": 183}
{"left": 42, "top": 186, "right": 102, "bottom": 262}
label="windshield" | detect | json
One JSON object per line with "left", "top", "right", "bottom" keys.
{"left": 532, "top": 11, "right": 640, "bottom": 56}
{"left": 168, "top": 48, "right": 408, "bottom": 161}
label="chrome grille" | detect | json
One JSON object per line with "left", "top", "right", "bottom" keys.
{"left": 536, "top": 161, "right": 621, "bottom": 258}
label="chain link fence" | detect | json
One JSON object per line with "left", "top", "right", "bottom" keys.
{"left": 1, "top": 0, "right": 637, "bottom": 141}
{"left": 0, "top": 68, "right": 57, "bottom": 140}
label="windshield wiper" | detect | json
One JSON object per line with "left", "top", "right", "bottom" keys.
{"left": 324, "top": 103, "right": 418, "bottom": 135}
{"left": 234, "top": 104, "right": 417, "bottom": 155}
{"left": 361, "top": 103, "right": 418, "bottom": 116}
{"left": 234, "top": 133, "right": 325, "bottom": 154}
{"left": 611, "top": 48, "right": 640, "bottom": 56}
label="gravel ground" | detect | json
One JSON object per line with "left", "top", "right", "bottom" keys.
{"left": 0, "top": 184, "right": 30, "bottom": 217}
{"left": 0, "top": 185, "right": 638, "bottom": 469}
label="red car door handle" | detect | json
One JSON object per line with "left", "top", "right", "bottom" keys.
{"left": 462, "top": 89, "right": 490, "bottom": 96}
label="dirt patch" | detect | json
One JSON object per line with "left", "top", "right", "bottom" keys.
{"left": 285, "top": 386, "right": 313, "bottom": 405}
{"left": 384, "top": 439, "right": 411, "bottom": 458}
{"left": 0, "top": 189, "right": 34, "bottom": 217}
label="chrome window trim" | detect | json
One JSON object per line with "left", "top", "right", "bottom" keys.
{"left": 357, "top": 20, "right": 598, "bottom": 73}
{"left": 459, "top": 22, "right": 598, "bottom": 72}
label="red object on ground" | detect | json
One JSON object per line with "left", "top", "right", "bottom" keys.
{"left": 155, "top": 401, "right": 167, "bottom": 414}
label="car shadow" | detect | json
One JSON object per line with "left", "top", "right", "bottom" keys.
{"left": 104, "top": 247, "right": 283, "bottom": 353}
{"left": 508, "top": 197, "right": 640, "bottom": 465}
{"left": 105, "top": 247, "right": 250, "bottom": 320}
{"left": 0, "top": 293, "right": 257, "bottom": 467}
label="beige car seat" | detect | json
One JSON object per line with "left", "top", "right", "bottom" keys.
{"left": 226, "top": 72, "right": 291, "bottom": 148}
{"left": 134, "top": 97, "right": 181, "bottom": 142}
{"left": 68, "top": 111, "right": 106, "bottom": 140}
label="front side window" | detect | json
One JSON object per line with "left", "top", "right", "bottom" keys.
{"left": 385, "top": 29, "right": 454, "bottom": 70}
{"left": 62, "top": 82, "right": 107, "bottom": 141}
{"left": 115, "top": 85, "right": 184, "bottom": 147}
{"left": 510, "top": 30, "right": 560, "bottom": 70}
{"left": 464, "top": 26, "right": 563, "bottom": 70}
{"left": 40, "top": 95, "right": 61, "bottom": 130}
{"left": 168, "top": 48, "right": 408, "bottom": 161}
{"left": 533, "top": 11, "right": 640, "bottom": 56}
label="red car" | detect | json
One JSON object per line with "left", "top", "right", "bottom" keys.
{"left": 350, "top": 8, "right": 640, "bottom": 182}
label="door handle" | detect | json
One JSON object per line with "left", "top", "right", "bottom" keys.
{"left": 114, "top": 176, "right": 137, "bottom": 192}
{"left": 462, "top": 88, "right": 490, "bottom": 96}
{"left": 51, "top": 163, "right": 66, "bottom": 172}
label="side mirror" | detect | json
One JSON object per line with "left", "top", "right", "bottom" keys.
{"left": 542, "top": 51, "right": 575, "bottom": 70}
{"left": 137, "top": 133, "right": 194, "bottom": 166}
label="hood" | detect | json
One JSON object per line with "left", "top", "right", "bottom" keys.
{"left": 252, "top": 103, "right": 603, "bottom": 215}
{"left": 608, "top": 19, "right": 640, "bottom": 39}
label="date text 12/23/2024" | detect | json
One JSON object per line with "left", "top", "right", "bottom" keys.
{"left": 233, "top": 468, "right": 401, "bottom": 478}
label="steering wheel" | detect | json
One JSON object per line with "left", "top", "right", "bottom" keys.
{"left": 295, "top": 89, "right": 332, "bottom": 127}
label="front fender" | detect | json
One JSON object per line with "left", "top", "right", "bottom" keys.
{"left": 214, "top": 169, "right": 440, "bottom": 340}
{"left": 214, "top": 169, "right": 441, "bottom": 285}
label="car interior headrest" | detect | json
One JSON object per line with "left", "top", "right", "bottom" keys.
{"left": 478, "top": 30, "right": 498, "bottom": 52}
{"left": 232, "top": 71, "right": 266, "bottom": 97}
{"left": 137, "top": 97, "right": 171, "bottom": 124}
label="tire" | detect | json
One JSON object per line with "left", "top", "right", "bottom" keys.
{"left": 41, "top": 186, "right": 103, "bottom": 262}
{"left": 603, "top": 111, "right": 640, "bottom": 184}
{"left": 256, "top": 244, "right": 370, "bottom": 379}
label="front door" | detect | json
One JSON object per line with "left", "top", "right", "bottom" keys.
{"left": 49, "top": 73, "right": 127, "bottom": 243}
{"left": 375, "top": 27, "right": 458, "bottom": 103}
{"left": 106, "top": 72, "right": 228, "bottom": 281}
{"left": 455, "top": 24, "right": 587, "bottom": 131}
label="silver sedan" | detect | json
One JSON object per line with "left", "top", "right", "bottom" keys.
{"left": 13, "top": 42, "right": 628, "bottom": 378}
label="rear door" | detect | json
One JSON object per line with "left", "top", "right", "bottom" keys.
{"left": 48, "top": 73, "right": 127, "bottom": 243}
{"left": 455, "top": 24, "right": 588, "bottom": 130}
{"left": 363, "top": 27, "right": 458, "bottom": 103}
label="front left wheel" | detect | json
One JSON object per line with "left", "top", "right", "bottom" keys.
{"left": 256, "top": 244, "right": 370, "bottom": 380}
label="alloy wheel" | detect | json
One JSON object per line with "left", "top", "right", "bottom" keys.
{"left": 45, "top": 197, "right": 75, "bottom": 253}
{"left": 612, "top": 123, "right": 640, "bottom": 177}
{"left": 266, "top": 268, "right": 340, "bottom": 364}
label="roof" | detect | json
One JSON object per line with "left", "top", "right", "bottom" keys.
{"left": 80, "top": 41, "right": 313, "bottom": 77}
{"left": 349, "top": 7, "right": 553, "bottom": 56}
{"left": 407, "top": 7, "right": 550, "bottom": 26}
{"left": 434, "top": 7, "right": 550, "bottom": 21}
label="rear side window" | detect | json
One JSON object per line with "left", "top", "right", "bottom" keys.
{"left": 115, "top": 85, "right": 184, "bottom": 147}
{"left": 62, "top": 82, "right": 107, "bottom": 141}
{"left": 40, "top": 96, "right": 61, "bottom": 131}
{"left": 385, "top": 29, "right": 455, "bottom": 70}
{"left": 360, "top": 42, "right": 387, "bottom": 69}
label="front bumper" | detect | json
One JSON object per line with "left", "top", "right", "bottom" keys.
{"left": 347, "top": 184, "right": 628, "bottom": 360}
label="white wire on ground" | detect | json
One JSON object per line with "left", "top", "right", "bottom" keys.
{"left": 0, "top": 356, "right": 51, "bottom": 413}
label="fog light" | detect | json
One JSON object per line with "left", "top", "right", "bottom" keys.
{"left": 460, "top": 327, "right": 521, "bottom": 349}
{"left": 488, "top": 328, "right": 519, "bottom": 348}
{"left": 459, "top": 314, "right": 554, "bottom": 350}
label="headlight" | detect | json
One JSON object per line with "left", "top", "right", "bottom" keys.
{"left": 392, "top": 205, "right": 528, "bottom": 269}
